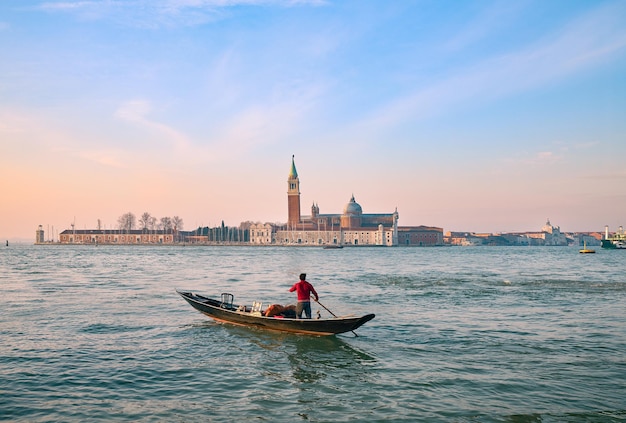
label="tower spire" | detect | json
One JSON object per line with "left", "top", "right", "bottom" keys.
{"left": 287, "top": 155, "right": 301, "bottom": 227}
{"left": 289, "top": 154, "right": 298, "bottom": 179}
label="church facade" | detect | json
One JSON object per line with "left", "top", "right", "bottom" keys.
{"left": 250, "top": 157, "right": 443, "bottom": 247}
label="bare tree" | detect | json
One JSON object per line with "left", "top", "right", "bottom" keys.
{"left": 172, "top": 216, "right": 184, "bottom": 231}
{"left": 171, "top": 216, "right": 183, "bottom": 242}
{"left": 160, "top": 216, "right": 173, "bottom": 232}
{"left": 148, "top": 216, "right": 157, "bottom": 230}
{"left": 139, "top": 212, "right": 152, "bottom": 230}
{"left": 239, "top": 221, "right": 254, "bottom": 230}
{"left": 118, "top": 212, "right": 136, "bottom": 232}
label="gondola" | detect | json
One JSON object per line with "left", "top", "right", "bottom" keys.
{"left": 176, "top": 290, "right": 375, "bottom": 336}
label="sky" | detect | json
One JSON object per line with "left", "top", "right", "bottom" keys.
{"left": 1, "top": 0, "right": 625, "bottom": 241}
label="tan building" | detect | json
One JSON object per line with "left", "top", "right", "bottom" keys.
{"left": 35, "top": 225, "right": 45, "bottom": 244}
{"left": 58, "top": 229, "right": 175, "bottom": 244}
{"left": 249, "top": 223, "right": 273, "bottom": 245}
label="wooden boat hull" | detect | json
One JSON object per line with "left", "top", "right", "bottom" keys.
{"left": 176, "top": 290, "right": 375, "bottom": 336}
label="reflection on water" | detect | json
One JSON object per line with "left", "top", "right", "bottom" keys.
{"left": 191, "top": 322, "right": 378, "bottom": 385}
{"left": 286, "top": 335, "right": 377, "bottom": 384}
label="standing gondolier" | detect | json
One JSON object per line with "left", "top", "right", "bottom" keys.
{"left": 289, "top": 273, "right": 319, "bottom": 319}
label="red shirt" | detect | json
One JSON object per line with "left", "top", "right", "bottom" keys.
{"left": 289, "top": 280, "right": 318, "bottom": 302}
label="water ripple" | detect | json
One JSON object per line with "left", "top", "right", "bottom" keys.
{"left": 1, "top": 245, "right": 625, "bottom": 421}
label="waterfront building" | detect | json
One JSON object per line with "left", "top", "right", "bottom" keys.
{"left": 58, "top": 229, "right": 175, "bottom": 244}
{"left": 35, "top": 225, "right": 45, "bottom": 244}
{"left": 250, "top": 156, "right": 443, "bottom": 247}
{"left": 249, "top": 223, "right": 273, "bottom": 245}
{"left": 398, "top": 226, "right": 444, "bottom": 246}
{"left": 526, "top": 219, "right": 569, "bottom": 246}
{"left": 444, "top": 219, "right": 572, "bottom": 246}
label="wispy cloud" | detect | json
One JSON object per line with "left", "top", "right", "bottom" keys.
{"left": 442, "top": 2, "right": 527, "bottom": 53}
{"left": 364, "top": 1, "right": 626, "bottom": 131}
{"left": 527, "top": 151, "right": 560, "bottom": 165}
{"left": 200, "top": 76, "right": 325, "bottom": 159}
{"left": 35, "top": 0, "right": 325, "bottom": 28}
{"left": 115, "top": 99, "right": 191, "bottom": 152}
{"left": 210, "top": 102, "right": 304, "bottom": 155}
{"left": 112, "top": 92, "right": 317, "bottom": 164}
{"left": 74, "top": 149, "right": 127, "bottom": 168}
{"left": 0, "top": 109, "right": 126, "bottom": 170}
{"left": 587, "top": 170, "right": 626, "bottom": 180}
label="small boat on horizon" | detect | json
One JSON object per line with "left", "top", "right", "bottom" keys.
{"left": 176, "top": 290, "right": 374, "bottom": 336}
{"left": 601, "top": 225, "right": 626, "bottom": 249}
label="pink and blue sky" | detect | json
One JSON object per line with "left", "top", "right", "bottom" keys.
{"left": 1, "top": 0, "right": 625, "bottom": 241}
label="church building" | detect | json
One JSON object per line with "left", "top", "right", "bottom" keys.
{"left": 250, "top": 157, "right": 443, "bottom": 246}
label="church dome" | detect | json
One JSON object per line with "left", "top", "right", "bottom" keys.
{"left": 343, "top": 195, "right": 362, "bottom": 215}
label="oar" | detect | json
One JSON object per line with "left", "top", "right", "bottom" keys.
{"left": 314, "top": 299, "right": 359, "bottom": 337}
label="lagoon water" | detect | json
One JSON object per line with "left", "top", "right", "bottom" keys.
{"left": 1, "top": 244, "right": 625, "bottom": 422}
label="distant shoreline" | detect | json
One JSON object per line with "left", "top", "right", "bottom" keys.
{"left": 29, "top": 242, "right": 448, "bottom": 248}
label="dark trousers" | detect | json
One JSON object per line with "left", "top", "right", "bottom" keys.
{"left": 296, "top": 301, "right": 312, "bottom": 319}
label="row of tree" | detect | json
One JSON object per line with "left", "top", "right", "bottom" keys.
{"left": 117, "top": 212, "right": 184, "bottom": 232}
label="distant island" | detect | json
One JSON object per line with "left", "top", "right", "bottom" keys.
{"left": 445, "top": 219, "right": 606, "bottom": 247}
{"left": 33, "top": 157, "right": 615, "bottom": 248}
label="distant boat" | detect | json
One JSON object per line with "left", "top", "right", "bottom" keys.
{"left": 610, "top": 241, "right": 626, "bottom": 249}
{"left": 601, "top": 225, "right": 626, "bottom": 249}
{"left": 323, "top": 245, "right": 343, "bottom": 249}
{"left": 579, "top": 241, "right": 595, "bottom": 254}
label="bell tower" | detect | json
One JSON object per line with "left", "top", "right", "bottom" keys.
{"left": 287, "top": 155, "right": 301, "bottom": 227}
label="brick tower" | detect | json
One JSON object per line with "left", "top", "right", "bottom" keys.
{"left": 287, "top": 155, "right": 301, "bottom": 228}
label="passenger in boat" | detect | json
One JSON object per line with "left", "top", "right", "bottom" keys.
{"left": 289, "top": 273, "right": 319, "bottom": 319}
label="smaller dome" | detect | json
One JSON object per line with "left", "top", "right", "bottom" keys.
{"left": 343, "top": 195, "right": 362, "bottom": 215}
